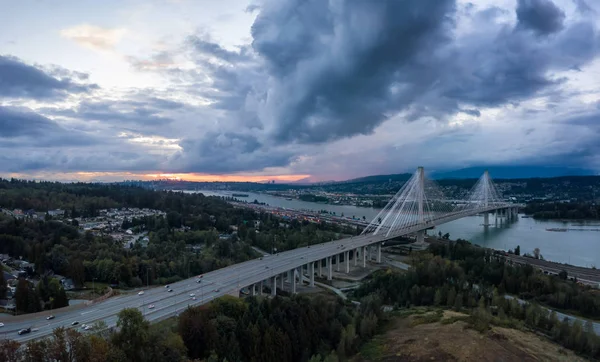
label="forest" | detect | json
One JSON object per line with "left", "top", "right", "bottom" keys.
{"left": 0, "top": 178, "right": 354, "bottom": 315}
{"left": 354, "top": 239, "right": 600, "bottom": 358}
{"left": 0, "top": 294, "right": 383, "bottom": 362}
{"left": 522, "top": 201, "right": 600, "bottom": 219}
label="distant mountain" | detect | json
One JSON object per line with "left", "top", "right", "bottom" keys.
{"left": 341, "top": 173, "right": 413, "bottom": 184}
{"left": 431, "top": 166, "right": 597, "bottom": 179}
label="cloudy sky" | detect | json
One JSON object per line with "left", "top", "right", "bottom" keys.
{"left": 1, "top": 0, "right": 599, "bottom": 182}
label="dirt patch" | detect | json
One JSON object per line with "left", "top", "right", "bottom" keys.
{"left": 354, "top": 310, "right": 586, "bottom": 362}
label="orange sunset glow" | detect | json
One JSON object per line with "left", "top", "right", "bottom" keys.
{"left": 144, "top": 173, "right": 311, "bottom": 183}
{"left": 3, "top": 171, "right": 312, "bottom": 183}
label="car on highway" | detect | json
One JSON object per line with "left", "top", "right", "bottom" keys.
{"left": 149, "top": 304, "right": 155, "bottom": 309}
{"left": 196, "top": 279, "right": 202, "bottom": 283}
{"left": 189, "top": 293, "right": 195, "bottom": 297}
{"left": 138, "top": 291, "right": 145, "bottom": 295}
{"left": 165, "top": 285, "right": 169, "bottom": 288}
{"left": 0, "top": 322, "right": 4, "bottom": 327}
{"left": 213, "top": 288, "right": 220, "bottom": 292}
{"left": 84, "top": 325, "right": 91, "bottom": 331}
{"left": 18, "top": 328, "right": 31, "bottom": 335}
{"left": 80, "top": 324, "right": 87, "bottom": 329}
{"left": 167, "top": 289, "right": 173, "bottom": 292}
{"left": 46, "top": 315, "right": 55, "bottom": 320}
{"left": 192, "top": 297, "right": 196, "bottom": 300}
{"left": 72, "top": 321, "right": 79, "bottom": 326}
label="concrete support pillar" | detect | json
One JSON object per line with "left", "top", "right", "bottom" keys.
{"left": 280, "top": 274, "right": 284, "bottom": 290}
{"left": 297, "top": 267, "right": 302, "bottom": 285}
{"left": 271, "top": 276, "right": 277, "bottom": 296}
{"left": 252, "top": 284, "right": 256, "bottom": 296}
{"left": 344, "top": 251, "right": 350, "bottom": 273}
{"left": 327, "top": 256, "right": 333, "bottom": 280}
{"left": 310, "top": 263, "right": 315, "bottom": 287}
{"left": 354, "top": 249, "right": 358, "bottom": 266}
{"left": 318, "top": 259, "right": 322, "bottom": 277}
{"left": 483, "top": 212, "right": 489, "bottom": 226}
{"left": 377, "top": 242, "right": 382, "bottom": 263}
{"left": 291, "top": 271, "right": 297, "bottom": 294}
{"left": 287, "top": 270, "right": 292, "bottom": 283}
{"left": 363, "top": 246, "right": 367, "bottom": 267}
{"left": 416, "top": 230, "right": 424, "bottom": 244}
{"left": 336, "top": 254, "right": 340, "bottom": 272}
{"left": 259, "top": 281, "right": 263, "bottom": 295}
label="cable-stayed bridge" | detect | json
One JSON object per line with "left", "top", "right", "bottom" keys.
{"left": 4, "top": 168, "right": 520, "bottom": 343}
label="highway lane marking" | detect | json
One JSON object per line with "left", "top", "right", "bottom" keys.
{"left": 81, "top": 309, "right": 98, "bottom": 315}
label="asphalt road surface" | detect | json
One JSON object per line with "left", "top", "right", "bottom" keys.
{"left": 505, "top": 254, "right": 600, "bottom": 285}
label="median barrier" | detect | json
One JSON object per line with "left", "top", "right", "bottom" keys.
{"left": 86, "top": 287, "right": 114, "bottom": 305}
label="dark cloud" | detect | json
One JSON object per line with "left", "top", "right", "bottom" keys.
{"left": 0, "top": 55, "right": 98, "bottom": 100}
{"left": 516, "top": 0, "right": 565, "bottom": 35}
{"left": 461, "top": 109, "right": 481, "bottom": 117}
{"left": 0, "top": 106, "right": 99, "bottom": 147}
{"left": 251, "top": 0, "right": 456, "bottom": 143}
{"left": 50, "top": 99, "right": 175, "bottom": 128}
{"left": 188, "top": 36, "right": 251, "bottom": 64}
{"left": 164, "top": 0, "right": 600, "bottom": 176}
{"left": 177, "top": 132, "right": 294, "bottom": 173}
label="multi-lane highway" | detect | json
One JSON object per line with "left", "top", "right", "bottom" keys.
{"left": 1, "top": 205, "right": 516, "bottom": 343}
{"left": 0, "top": 232, "right": 382, "bottom": 343}
{"left": 505, "top": 254, "right": 600, "bottom": 286}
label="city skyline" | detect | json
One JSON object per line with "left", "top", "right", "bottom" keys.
{"left": 2, "top": 0, "right": 600, "bottom": 182}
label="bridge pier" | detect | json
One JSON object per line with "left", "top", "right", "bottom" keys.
{"left": 310, "top": 263, "right": 315, "bottom": 287}
{"left": 354, "top": 249, "right": 358, "bottom": 266}
{"left": 280, "top": 273, "right": 284, "bottom": 290}
{"left": 327, "top": 256, "right": 333, "bottom": 280}
{"left": 363, "top": 246, "right": 367, "bottom": 267}
{"left": 345, "top": 251, "right": 350, "bottom": 273}
{"left": 259, "top": 281, "right": 263, "bottom": 295}
{"left": 271, "top": 276, "right": 277, "bottom": 296}
{"left": 416, "top": 230, "right": 425, "bottom": 245}
{"left": 291, "top": 271, "right": 297, "bottom": 294}
{"left": 252, "top": 284, "right": 257, "bottom": 296}
{"left": 483, "top": 212, "right": 490, "bottom": 226}
{"left": 377, "top": 242, "right": 382, "bottom": 263}
{"left": 318, "top": 259, "right": 322, "bottom": 277}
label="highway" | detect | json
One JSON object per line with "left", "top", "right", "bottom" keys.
{"left": 0, "top": 205, "right": 516, "bottom": 343}
{"left": 505, "top": 254, "right": 600, "bottom": 286}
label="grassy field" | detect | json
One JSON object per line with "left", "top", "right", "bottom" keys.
{"left": 353, "top": 308, "right": 585, "bottom": 362}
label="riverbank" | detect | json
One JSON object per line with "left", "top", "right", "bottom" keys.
{"left": 193, "top": 190, "right": 600, "bottom": 268}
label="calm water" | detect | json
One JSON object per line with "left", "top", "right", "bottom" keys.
{"left": 192, "top": 191, "right": 600, "bottom": 268}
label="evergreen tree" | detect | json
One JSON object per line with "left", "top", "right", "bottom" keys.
{"left": 0, "top": 270, "right": 6, "bottom": 299}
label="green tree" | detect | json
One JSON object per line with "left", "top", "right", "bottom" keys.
{"left": 446, "top": 288, "right": 456, "bottom": 307}
{"left": 0, "top": 270, "right": 6, "bottom": 299}
{"left": 112, "top": 308, "right": 150, "bottom": 362}
{"left": 434, "top": 289, "right": 443, "bottom": 306}
{"left": 70, "top": 258, "right": 86, "bottom": 287}
{"left": 0, "top": 339, "right": 22, "bottom": 362}
{"left": 453, "top": 292, "right": 463, "bottom": 311}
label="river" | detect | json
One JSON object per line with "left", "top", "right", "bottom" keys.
{"left": 191, "top": 191, "right": 600, "bottom": 268}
